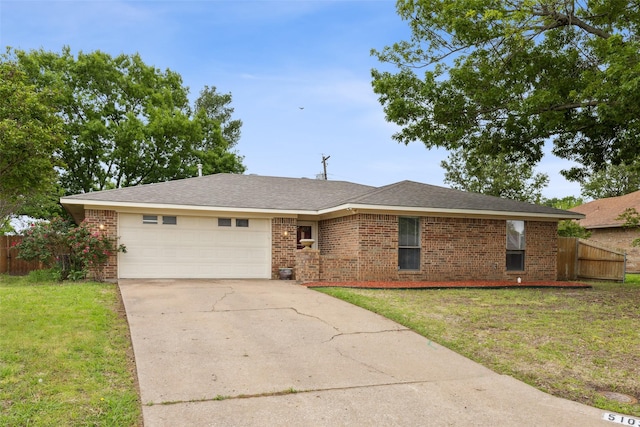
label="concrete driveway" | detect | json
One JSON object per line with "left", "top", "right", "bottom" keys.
{"left": 119, "top": 279, "right": 612, "bottom": 426}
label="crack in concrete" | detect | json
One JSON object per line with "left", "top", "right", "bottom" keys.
{"left": 325, "top": 328, "right": 411, "bottom": 343}
{"left": 146, "top": 379, "right": 455, "bottom": 407}
{"left": 210, "top": 287, "right": 235, "bottom": 312}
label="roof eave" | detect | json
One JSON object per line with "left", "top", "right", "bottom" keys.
{"left": 319, "top": 203, "right": 585, "bottom": 220}
{"left": 59, "top": 198, "right": 317, "bottom": 217}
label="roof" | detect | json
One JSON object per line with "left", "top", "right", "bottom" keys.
{"left": 62, "top": 174, "right": 374, "bottom": 211}
{"left": 61, "top": 173, "right": 582, "bottom": 220}
{"left": 569, "top": 190, "right": 640, "bottom": 229}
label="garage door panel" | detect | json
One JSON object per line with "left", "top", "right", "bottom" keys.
{"left": 118, "top": 214, "right": 271, "bottom": 279}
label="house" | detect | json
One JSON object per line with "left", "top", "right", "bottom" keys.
{"left": 60, "top": 173, "right": 582, "bottom": 282}
{"left": 569, "top": 191, "right": 640, "bottom": 273}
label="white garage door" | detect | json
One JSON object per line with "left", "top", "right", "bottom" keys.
{"left": 118, "top": 214, "right": 271, "bottom": 279}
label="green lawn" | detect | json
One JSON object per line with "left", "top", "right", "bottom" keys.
{"left": 316, "top": 276, "right": 640, "bottom": 417}
{"left": 0, "top": 272, "right": 141, "bottom": 426}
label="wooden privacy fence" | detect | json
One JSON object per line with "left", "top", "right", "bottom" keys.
{"left": 0, "top": 235, "right": 42, "bottom": 276}
{"left": 557, "top": 237, "right": 626, "bottom": 282}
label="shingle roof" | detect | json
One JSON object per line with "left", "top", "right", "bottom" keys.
{"left": 346, "top": 180, "right": 577, "bottom": 216}
{"left": 61, "top": 173, "right": 580, "bottom": 218}
{"left": 569, "top": 190, "right": 640, "bottom": 228}
{"left": 62, "top": 174, "right": 375, "bottom": 211}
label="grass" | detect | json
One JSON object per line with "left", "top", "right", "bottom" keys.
{"left": 0, "top": 271, "right": 141, "bottom": 426}
{"left": 316, "top": 275, "right": 640, "bottom": 417}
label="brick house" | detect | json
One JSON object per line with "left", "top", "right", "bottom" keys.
{"left": 570, "top": 191, "right": 640, "bottom": 273}
{"left": 60, "top": 174, "right": 581, "bottom": 282}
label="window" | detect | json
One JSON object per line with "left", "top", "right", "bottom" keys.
{"left": 236, "top": 219, "right": 249, "bottom": 227}
{"left": 163, "top": 216, "right": 177, "bottom": 225}
{"left": 218, "top": 218, "right": 232, "bottom": 227}
{"left": 143, "top": 215, "right": 158, "bottom": 224}
{"left": 506, "top": 220, "right": 525, "bottom": 271}
{"left": 399, "top": 217, "right": 420, "bottom": 270}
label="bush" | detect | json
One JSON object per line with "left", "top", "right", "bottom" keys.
{"left": 16, "top": 217, "right": 126, "bottom": 281}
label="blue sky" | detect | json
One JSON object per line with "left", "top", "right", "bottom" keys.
{"left": 1, "top": 0, "right": 581, "bottom": 198}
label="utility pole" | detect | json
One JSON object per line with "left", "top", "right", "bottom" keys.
{"left": 321, "top": 155, "right": 330, "bottom": 180}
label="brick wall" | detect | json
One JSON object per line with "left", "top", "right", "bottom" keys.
{"left": 83, "top": 209, "right": 118, "bottom": 281}
{"left": 318, "top": 215, "right": 360, "bottom": 281}
{"left": 271, "top": 218, "right": 297, "bottom": 279}
{"left": 423, "top": 217, "right": 506, "bottom": 280}
{"left": 589, "top": 228, "right": 640, "bottom": 273}
{"left": 523, "top": 221, "right": 558, "bottom": 281}
{"left": 295, "top": 249, "right": 320, "bottom": 282}
{"left": 316, "top": 214, "right": 559, "bottom": 282}
{"left": 357, "top": 214, "right": 398, "bottom": 281}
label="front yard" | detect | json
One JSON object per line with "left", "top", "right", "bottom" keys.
{"left": 317, "top": 276, "right": 640, "bottom": 417}
{"left": 0, "top": 272, "right": 141, "bottom": 426}
{"left": 2, "top": 271, "right": 638, "bottom": 424}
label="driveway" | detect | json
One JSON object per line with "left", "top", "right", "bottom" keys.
{"left": 119, "top": 279, "right": 611, "bottom": 426}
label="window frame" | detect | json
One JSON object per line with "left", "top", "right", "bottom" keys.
{"left": 218, "top": 218, "right": 232, "bottom": 227}
{"left": 506, "top": 220, "right": 525, "bottom": 271}
{"left": 398, "top": 216, "right": 421, "bottom": 270}
{"left": 142, "top": 215, "right": 158, "bottom": 225}
{"left": 162, "top": 216, "right": 177, "bottom": 225}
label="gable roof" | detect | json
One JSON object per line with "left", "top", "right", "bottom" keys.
{"left": 61, "top": 173, "right": 582, "bottom": 220}
{"left": 569, "top": 190, "right": 640, "bottom": 229}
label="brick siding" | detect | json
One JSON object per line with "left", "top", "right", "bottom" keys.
{"left": 84, "top": 209, "right": 118, "bottom": 281}
{"left": 315, "top": 214, "right": 558, "bottom": 282}
{"left": 271, "top": 218, "right": 298, "bottom": 279}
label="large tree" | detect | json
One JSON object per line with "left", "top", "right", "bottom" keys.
{"left": 441, "top": 147, "right": 548, "bottom": 203}
{"left": 11, "top": 47, "right": 245, "bottom": 194}
{"left": 580, "top": 161, "right": 640, "bottom": 199}
{"left": 0, "top": 59, "right": 63, "bottom": 226}
{"left": 371, "top": 0, "right": 640, "bottom": 183}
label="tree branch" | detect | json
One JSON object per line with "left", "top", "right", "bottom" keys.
{"left": 533, "top": 6, "right": 612, "bottom": 39}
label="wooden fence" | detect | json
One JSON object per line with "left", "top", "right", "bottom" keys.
{"left": 557, "top": 237, "right": 626, "bottom": 282}
{"left": 0, "top": 235, "right": 42, "bottom": 275}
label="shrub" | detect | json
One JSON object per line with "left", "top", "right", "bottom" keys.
{"left": 16, "top": 217, "right": 126, "bottom": 281}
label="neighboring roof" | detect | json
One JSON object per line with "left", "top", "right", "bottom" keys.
{"left": 61, "top": 173, "right": 582, "bottom": 219}
{"left": 569, "top": 190, "right": 640, "bottom": 229}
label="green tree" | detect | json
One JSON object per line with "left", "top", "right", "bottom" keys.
{"left": 617, "top": 207, "right": 640, "bottom": 247}
{"left": 192, "top": 86, "right": 245, "bottom": 177}
{"left": 441, "top": 147, "right": 548, "bottom": 203}
{"left": 0, "top": 58, "right": 63, "bottom": 227}
{"left": 372, "top": 0, "right": 640, "bottom": 183}
{"left": 543, "top": 196, "right": 590, "bottom": 238}
{"left": 11, "top": 47, "right": 245, "bottom": 194}
{"left": 581, "top": 162, "right": 640, "bottom": 199}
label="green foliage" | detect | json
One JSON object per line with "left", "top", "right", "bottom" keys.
{"left": 0, "top": 56, "right": 64, "bottom": 222}
{"left": 8, "top": 47, "right": 245, "bottom": 195}
{"left": 542, "top": 196, "right": 590, "bottom": 238}
{"left": 441, "top": 147, "right": 548, "bottom": 203}
{"left": 557, "top": 220, "right": 591, "bottom": 238}
{"left": 542, "top": 196, "right": 584, "bottom": 211}
{"left": 617, "top": 207, "right": 640, "bottom": 246}
{"left": 16, "top": 217, "right": 126, "bottom": 281}
{"left": 581, "top": 162, "right": 640, "bottom": 199}
{"left": 372, "top": 0, "right": 640, "bottom": 184}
